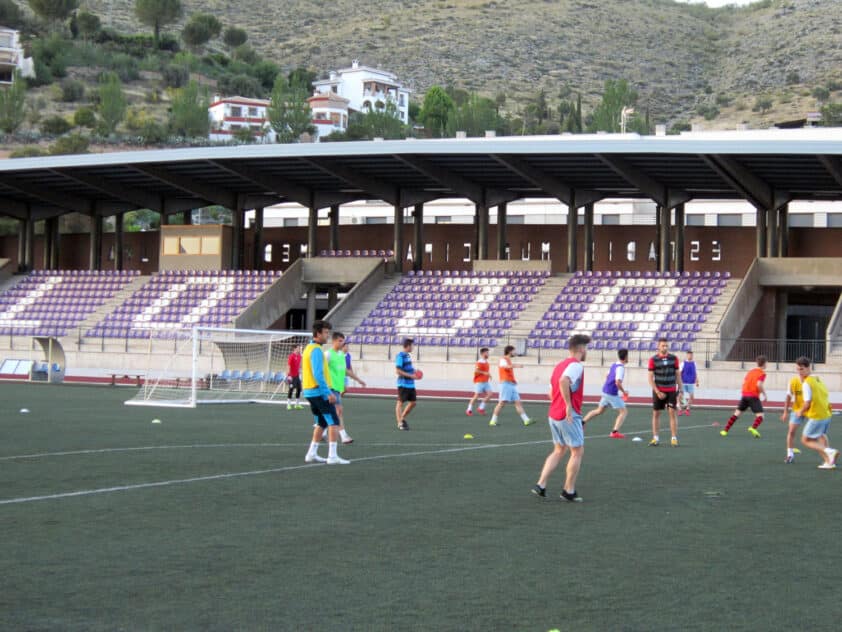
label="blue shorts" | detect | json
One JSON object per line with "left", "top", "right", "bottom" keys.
{"left": 788, "top": 412, "right": 805, "bottom": 426}
{"left": 474, "top": 382, "right": 492, "bottom": 394}
{"left": 549, "top": 414, "right": 584, "bottom": 448}
{"left": 682, "top": 384, "right": 695, "bottom": 394}
{"left": 499, "top": 382, "right": 520, "bottom": 402}
{"left": 803, "top": 417, "right": 831, "bottom": 439}
{"left": 330, "top": 389, "right": 343, "bottom": 406}
{"left": 598, "top": 393, "right": 625, "bottom": 409}
{"left": 306, "top": 396, "right": 339, "bottom": 428}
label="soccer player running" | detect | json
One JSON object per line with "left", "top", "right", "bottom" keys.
{"left": 532, "top": 334, "right": 591, "bottom": 502}
{"left": 325, "top": 332, "right": 366, "bottom": 445}
{"left": 780, "top": 363, "right": 806, "bottom": 463}
{"left": 286, "top": 344, "right": 304, "bottom": 410}
{"left": 466, "top": 347, "right": 493, "bottom": 416}
{"left": 679, "top": 350, "right": 700, "bottom": 416}
{"left": 489, "top": 345, "right": 533, "bottom": 427}
{"left": 648, "top": 337, "right": 683, "bottom": 447}
{"left": 583, "top": 348, "right": 629, "bottom": 438}
{"left": 720, "top": 355, "right": 767, "bottom": 438}
{"left": 395, "top": 337, "right": 419, "bottom": 430}
{"left": 794, "top": 357, "right": 838, "bottom": 470}
{"left": 302, "top": 320, "right": 349, "bottom": 465}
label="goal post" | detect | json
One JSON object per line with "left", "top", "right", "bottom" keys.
{"left": 125, "top": 326, "right": 310, "bottom": 408}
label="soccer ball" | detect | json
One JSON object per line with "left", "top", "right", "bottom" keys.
{"left": 414, "top": 369, "right": 424, "bottom": 380}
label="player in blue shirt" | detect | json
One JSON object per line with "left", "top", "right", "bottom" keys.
{"left": 395, "top": 337, "right": 419, "bottom": 430}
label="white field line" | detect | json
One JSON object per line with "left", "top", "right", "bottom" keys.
{"left": 0, "top": 424, "right": 715, "bottom": 506}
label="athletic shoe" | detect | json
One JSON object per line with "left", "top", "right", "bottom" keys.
{"left": 784, "top": 455, "right": 795, "bottom": 464}
{"left": 326, "top": 456, "right": 350, "bottom": 465}
{"left": 827, "top": 448, "right": 839, "bottom": 465}
{"left": 531, "top": 485, "right": 546, "bottom": 498}
{"left": 648, "top": 438, "right": 659, "bottom": 447}
{"left": 719, "top": 430, "right": 728, "bottom": 437}
{"left": 295, "top": 404, "right": 305, "bottom": 410}
{"left": 489, "top": 419, "right": 498, "bottom": 427}
{"left": 342, "top": 437, "right": 354, "bottom": 445}
{"left": 523, "top": 418, "right": 534, "bottom": 426}
{"left": 398, "top": 421, "right": 409, "bottom": 431}
{"left": 748, "top": 427, "right": 761, "bottom": 439}
{"left": 466, "top": 410, "right": 473, "bottom": 416}
{"left": 609, "top": 430, "right": 625, "bottom": 439}
{"left": 817, "top": 462, "right": 837, "bottom": 470}
{"left": 478, "top": 408, "right": 487, "bottom": 414}
{"left": 671, "top": 438, "right": 679, "bottom": 447}
{"left": 286, "top": 405, "right": 292, "bottom": 411}
{"left": 304, "top": 454, "right": 326, "bottom": 463}
{"left": 560, "top": 490, "right": 583, "bottom": 503}
{"left": 793, "top": 448, "right": 802, "bottom": 454}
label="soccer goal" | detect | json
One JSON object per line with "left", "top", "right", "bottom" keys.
{"left": 125, "top": 326, "right": 310, "bottom": 408}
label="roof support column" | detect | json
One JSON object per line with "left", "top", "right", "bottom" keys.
{"left": 182, "top": 210, "right": 192, "bottom": 225}
{"left": 778, "top": 204, "right": 789, "bottom": 257}
{"left": 49, "top": 217, "right": 60, "bottom": 269}
{"left": 329, "top": 204, "right": 340, "bottom": 252}
{"left": 393, "top": 203, "right": 404, "bottom": 271}
{"left": 114, "top": 213, "right": 124, "bottom": 271}
{"left": 24, "top": 216, "right": 34, "bottom": 271}
{"left": 305, "top": 284, "right": 317, "bottom": 332}
{"left": 659, "top": 204, "right": 671, "bottom": 273}
{"left": 756, "top": 206, "right": 767, "bottom": 258}
{"left": 16, "top": 218, "right": 25, "bottom": 272}
{"left": 583, "top": 203, "right": 594, "bottom": 272}
{"left": 42, "top": 219, "right": 52, "bottom": 270}
{"left": 673, "top": 203, "right": 685, "bottom": 273}
{"left": 766, "top": 203, "right": 778, "bottom": 257}
{"left": 252, "top": 206, "right": 264, "bottom": 270}
{"left": 231, "top": 205, "right": 244, "bottom": 270}
{"left": 566, "top": 202, "right": 577, "bottom": 273}
{"left": 307, "top": 201, "right": 318, "bottom": 259}
{"left": 413, "top": 203, "right": 424, "bottom": 272}
{"left": 476, "top": 202, "right": 489, "bottom": 260}
{"left": 496, "top": 202, "right": 507, "bottom": 261}
{"left": 89, "top": 215, "right": 102, "bottom": 271}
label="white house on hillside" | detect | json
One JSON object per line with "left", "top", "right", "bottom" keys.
{"left": 312, "top": 60, "right": 410, "bottom": 125}
{"left": 208, "top": 96, "right": 274, "bottom": 143}
{"left": 0, "top": 27, "right": 34, "bottom": 84}
{"left": 307, "top": 92, "right": 350, "bottom": 140}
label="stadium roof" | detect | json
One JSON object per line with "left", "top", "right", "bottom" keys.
{"left": 3, "top": 129, "right": 842, "bottom": 221}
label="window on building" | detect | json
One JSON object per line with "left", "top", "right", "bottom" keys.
{"left": 283, "top": 218, "right": 298, "bottom": 227}
{"left": 248, "top": 107, "right": 258, "bottom": 117}
{"left": 601, "top": 214, "right": 620, "bottom": 225}
{"left": 685, "top": 214, "right": 705, "bottom": 226}
{"left": 791, "top": 214, "right": 816, "bottom": 227}
{"left": 435, "top": 216, "right": 452, "bottom": 224}
{"left": 331, "top": 86, "right": 337, "bottom": 93}
{"left": 230, "top": 106, "right": 242, "bottom": 117}
{"left": 399, "top": 94, "right": 405, "bottom": 106}
{"left": 507, "top": 215, "right": 525, "bottom": 224}
{"left": 366, "top": 217, "right": 388, "bottom": 225}
{"left": 717, "top": 214, "right": 742, "bottom": 227}
{"left": 230, "top": 124, "right": 241, "bottom": 131}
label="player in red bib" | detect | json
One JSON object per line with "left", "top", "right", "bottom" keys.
{"left": 532, "top": 334, "right": 591, "bottom": 503}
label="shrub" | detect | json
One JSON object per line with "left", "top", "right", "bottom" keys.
{"left": 715, "top": 94, "right": 732, "bottom": 107}
{"left": 50, "top": 133, "right": 90, "bottom": 155}
{"left": 785, "top": 70, "right": 800, "bottom": 85}
{"left": 217, "top": 73, "right": 262, "bottom": 97}
{"left": 232, "top": 44, "right": 257, "bottom": 64}
{"left": 73, "top": 106, "right": 96, "bottom": 127}
{"left": 0, "top": 0, "right": 23, "bottom": 29}
{"left": 41, "top": 115, "right": 72, "bottom": 135}
{"left": 181, "top": 13, "right": 222, "bottom": 49}
{"left": 812, "top": 86, "right": 830, "bottom": 103}
{"left": 76, "top": 10, "right": 101, "bottom": 38}
{"left": 161, "top": 64, "right": 189, "bottom": 89}
{"left": 9, "top": 146, "right": 47, "bottom": 158}
{"left": 61, "top": 79, "right": 85, "bottom": 102}
{"left": 223, "top": 26, "right": 247, "bottom": 48}
{"left": 106, "top": 53, "right": 140, "bottom": 82}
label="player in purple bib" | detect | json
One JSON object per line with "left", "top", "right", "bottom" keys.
{"left": 583, "top": 348, "right": 630, "bottom": 439}
{"left": 679, "top": 350, "right": 700, "bottom": 416}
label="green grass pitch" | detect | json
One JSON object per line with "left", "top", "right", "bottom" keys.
{"left": 1, "top": 383, "right": 840, "bottom": 631}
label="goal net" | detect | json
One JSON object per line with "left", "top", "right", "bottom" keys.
{"left": 125, "top": 326, "right": 310, "bottom": 408}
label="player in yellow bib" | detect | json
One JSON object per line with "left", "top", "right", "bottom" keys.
{"left": 794, "top": 356, "right": 838, "bottom": 470}
{"left": 780, "top": 368, "right": 806, "bottom": 463}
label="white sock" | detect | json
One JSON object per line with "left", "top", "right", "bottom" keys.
{"left": 307, "top": 441, "right": 319, "bottom": 457}
{"left": 672, "top": 436, "right": 678, "bottom": 441}
{"left": 825, "top": 447, "right": 835, "bottom": 455}
{"left": 490, "top": 415, "right": 498, "bottom": 422}
{"left": 520, "top": 412, "right": 530, "bottom": 421}
{"left": 478, "top": 403, "right": 485, "bottom": 411}
{"left": 787, "top": 448, "right": 794, "bottom": 457}
{"left": 466, "top": 405, "right": 473, "bottom": 412}
{"left": 328, "top": 441, "right": 338, "bottom": 459}
{"left": 340, "top": 429, "right": 349, "bottom": 441}
{"left": 653, "top": 435, "right": 660, "bottom": 441}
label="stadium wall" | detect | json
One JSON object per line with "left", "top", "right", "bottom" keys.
{"left": 1, "top": 226, "right": 841, "bottom": 276}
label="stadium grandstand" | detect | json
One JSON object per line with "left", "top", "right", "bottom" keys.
{"left": 0, "top": 129, "right": 841, "bottom": 398}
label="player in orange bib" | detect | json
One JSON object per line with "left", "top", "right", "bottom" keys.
{"left": 489, "top": 345, "right": 533, "bottom": 427}
{"left": 466, "top": 347, "right": 493, "bottom": 416}
{"left": 721, "top": 355, "right": 767, "bottom": 438}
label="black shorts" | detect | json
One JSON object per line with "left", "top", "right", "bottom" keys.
{"left": 306, "top": 396, "right": 339, "bottom": 428}
{"left": 289, "top": 376, "right": 302, "bottom": 390}
{"left": 737, "top": 396, "right": 763, "bottom": 414}
{"left": 397, "top": 387, "right": 417, "bottom": 403}
{"left": 652, "top": 390, "right": 678, "bottom": 410}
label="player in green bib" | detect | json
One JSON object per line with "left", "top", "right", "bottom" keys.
{"left": 325, "top": 332, "right": 366, "bottom": 444}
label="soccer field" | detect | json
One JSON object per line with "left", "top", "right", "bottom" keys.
{"left": 1, "top": 383, "right": 840, "bottom": 631}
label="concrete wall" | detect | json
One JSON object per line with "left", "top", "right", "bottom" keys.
{"left": 301, "top": 257, "right": 382, "bottom": 284}
{"left": 235, "top": 259, "right": 304, "bottom": 330}
{"left": 718, "top": 259, "right": 762, "bottom": 358}
{"left": 756, "top": 257, "right": 842, "bottom": 287}
{"left": 323, "top": 260, "right": 385, "bottom": 326}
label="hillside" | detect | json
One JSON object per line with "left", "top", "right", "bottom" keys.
{"left": 74, "top": 0, "right": 842, "bottom": 127}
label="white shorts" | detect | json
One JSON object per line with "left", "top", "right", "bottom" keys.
{"left": 549, "top": 414, "right": 584, "bottom": 447}
{"left": 474, "top": 382, "right": 492, "bottom": 394}
{"left": 499, "top": 382, "right": 520, "bottom": 402}
{"left": 598, "top": 393, "right": 625, "bottom": 410}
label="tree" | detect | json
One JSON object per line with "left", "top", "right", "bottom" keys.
{"left": 76, "top": 10, "right": 101, "bottom": 39}
{"left": 445, "top": 93, "right": 503, "bottom": 137}
{"left": 168, "top": 79, "right": 209, "bottom": 137}
{"left": 27, "top": 0, "right": 78, "bottom": 22}
{"left": 0, "top": 0, "right": 23, "bottom": 29}
{"left": 343, "top": 100, "right": 405, "bottom": 140}
{"left": 812, "top": 86, "right": 830, "bottom": 103}
{"left": 267, "top": 75, "right": 313, "bottom": 143}
{"left": 135, "top": 0, "right": 183, "bottom": 46}
{"left": 0, "top": 71, "right": 26, "bottom": 133}
{"left": 820, "top": 102, "right": 842, "bottom": 127}
{"left": 181, "top": 12, "right": 221, "bottom": 49}
{"left": 588, "top": 79, "right": 645, "bottom": 133}
{"left": 223, "top": 26, "right": 247, "bottom": 48}
{"left": 419, "top": 86, "right": 454, "bottom": 138}
{"left": 97, "top": 72, "right": 127, "bottom": 135}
